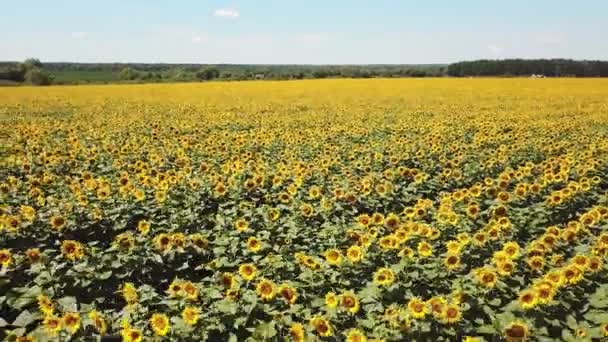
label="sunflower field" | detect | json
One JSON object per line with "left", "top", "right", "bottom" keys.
{"left": 0, "top": 78, "right": 607, "bottom": 341}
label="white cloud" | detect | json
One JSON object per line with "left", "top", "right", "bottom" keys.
{"left": 487, "top": 44, "right": 504, "bottom": 56}
{"left": 70, "top": 32, "right": 87, "bottom": 39}
{"left": 214, "top": 8, "right": 240, "bottom": 18}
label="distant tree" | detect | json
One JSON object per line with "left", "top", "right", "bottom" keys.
{"left": 196, "top": 67, "right": 220, "bottom": 80}
{"left": 23, "top": 58, "right": 43, "bottom": 70}
{"left": 25, "top": 67, "right": 53, "bottom": 85}
{"left": 119, "top": 67, "right": 140, "bottom": 80}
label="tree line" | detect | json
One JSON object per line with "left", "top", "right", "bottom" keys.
{"left": 2, "top": 58, "right": 608, "bottom": 85}
{"left": 0, "top": 58, "right": 53, "bottom": 85}
{"left": 447, "top": 59, "right": 608, "bottom": 77}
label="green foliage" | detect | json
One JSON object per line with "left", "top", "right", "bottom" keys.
{"left": 24, "top": 67, "right": 53, "bottom": 85}
{"left": 448, "top": 59, "right": 608, "bottom": 77}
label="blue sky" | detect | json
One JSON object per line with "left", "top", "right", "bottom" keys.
{"left": 1, "top": 0, "right": 607, "bottom": 64}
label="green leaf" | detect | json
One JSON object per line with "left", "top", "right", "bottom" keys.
{"left": 566, "top": 315, "right": 577, "bottom": 330}
{"left": 58, "top": 296, "right": 78, "bottom": 312}
{"left": 476, "top": 325, "right": 496, "bottom": 334}
{"left": 98, "top": 270, "right": 112, "bottom": 279}
{"left": 13, "top": 310, "right": 38, "bottom": 327}
{"left": 254, "top": 322, "right": 276, "bottom": 339}
{"left": 0, "top": 317, "right": 7, "bottom": 327}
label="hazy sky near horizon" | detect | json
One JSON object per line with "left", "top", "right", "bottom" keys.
{"left": 2, "top": 0, "right": 607, "bottom": 64}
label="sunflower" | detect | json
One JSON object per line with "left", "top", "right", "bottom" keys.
{"left": 346, "top": 328, "right": 367, "bottom": 342}
{"left": 189, "top": 233, "right": 209, "bottom": 250}
{"left": 310, "top": 316, "right": 332, "bottom": 337}
{"left": 256, "top": 279, "right": 276, "bottom": 301}
{"left": 62, "top": 312, "right": 81, "bottom": 334}
{"left": 472, "top": 232, "right": 488, "bottom": 246}
{"left": 476, "top": 268, "right": 498, "bottom": 288}
{"left": 357, "top": 214, "right": 371, "bottom": 227}
{"left": 182, "top": 281, "right": 199, "bottom": 300}
{"left": 61, "top": 240, "right": 85, "bottom": 260}
{"left": 466, "top": 204, "right": 480, "bottom": 218}
{"left": 239, "top": 263, "right": 257, "bottom": 281}
{"left": 20, "top": 205, "right": 36, "bottom": 221}
{"left": 417, "top": 241, "right": 433, "bottom": 257}
{"left": 407, "top": 297, "right": 428, "bottom": 319}
{"left": 182, "top": 306, "right": 200, "bottom": 326}
{"left": 154, "top": 233, "right": 171, "bottom": 252}
{"left": 399, "top": 247, "right": 414, "bottom": 259}
{"left": 121, "top": 327, "right": 143, "bottom": 342}
{"left": 497, "top": 260, "right": 515, "bottom": 276}
{"left": 0, "top": 249, "right": 12, "bottom": 268}
{"left": 346, "top": 245, "right": 363, "bottom": 263}
{"left": 137, "top": 220, "right": 150, "bottom": 234}
{"left": 278, "top": 283, "right": 298, "bottom": 305}
{"left": 220, "top": 272, "right": 237, "bottom": 289}
{"left": 88, "top": 310, "right": 107, "bottom": 335}
{"left": 601, "top": 322, "right": 608, "bottom": 337}
{"left": 562, "top": 264, "right": 584, "bottom": 284}
{"left": 446, "top": 240, "right": 462, "bottom": 254}
{"left": 444, "top": 254, "right": 461, "bottom": 271}
{"left": 324, "top": 249, "right": 343, "bottom": 266}
{"left": 518, "top": 290, "right": 538, "bottom": 310}
{"left": 115, "top": 232, "right": 135, "bottom": 251}
{"left": 289, "top": 323, "right": 305, "bottom": 342}
{"left": 373, "top": 267, "right": 396, "bottom": 286}
{"left": 233, "top": 219, "right": 249, "bottom": 232}
{"left": 340, "top": 291, "right": 360, "bottom": 314}
{"left": 247, "top": 237, "right": 262, "bottom": 253}
{"left": 427, "top": 296, "right": 447, "bottom": 319}
{"left": 442, "top": 304, "right": 462, "bottom": 324}
{"left": 43, "top": 315, "right": 62, "bottom": 336}
{"left": 120, "top": 282, "right": 139, "bottom": 305}
{"left": 527, "top": 255, "right": 545, "bottom": 272}
{"left": 384, "top": 213, "right": 400, "bottom": 230}
{"left": 504, "top": 321, "right": 529, "bottom": 342}
{"left": 300, "top": 203, "right": 314, "bottom": 217}
{"left": 37, "top": 294, "right": 54, "bottom": 316}
{"left": 588, "top": 256, "right": 603, "bottom": 273}
{"left": 371, "top": 212, "right": 385, "bottom": 225}
{"left": 533, "top": 282, "right": 555, "bottom": 304}
{"left": 171, "top": 232, "right": 186, "bottom": 250}
{"left": 150, "top": 313, "right": 170, "bottom": 336}
{"left": 267, "top": 207, "right": 281, "bottom": 221}
{"left": 463, "top": 337, "right": 482, "bottom": 342}
{"left": 50, "top": 215, "right": 66, "bottom": 230}
{"left": 572, "top": 254, "right": 589, "bottom": 271}
{"left": 544, "top": 271, "right": 565, "bottom": 287}
{"left": 325, "top": 292, "right": 338, "bottom": 309}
